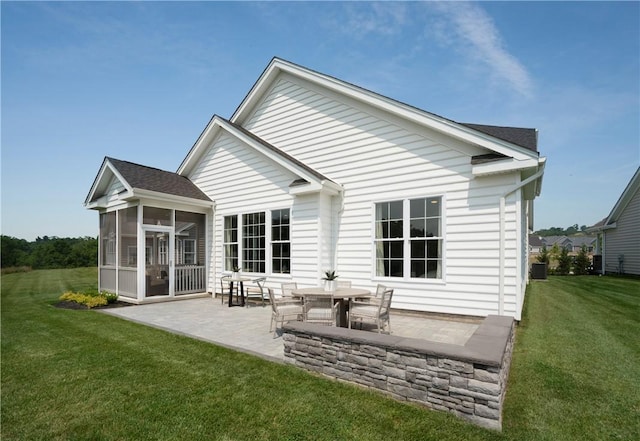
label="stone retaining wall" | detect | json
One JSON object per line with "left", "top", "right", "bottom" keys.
{"left": 282, "top": 315, "right": 515, "bottom": 431}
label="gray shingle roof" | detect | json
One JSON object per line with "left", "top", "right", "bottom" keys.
{"left": 106, "top": 157, "right": 211, "bottom": 202}
{"left": 460, "top": 123, "right": 538, "bottom": 153}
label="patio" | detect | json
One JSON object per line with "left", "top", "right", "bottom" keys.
{"left": 99, "top": 296, "right": 480, "bottom": 362}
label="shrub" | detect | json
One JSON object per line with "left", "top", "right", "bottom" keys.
{"left": 59, "top": 290, "right": 112, "bottom": 308}
{"left": 556, "top": 248, "right": 572, "bottom": 275}
{"left": 573, "top": 245, "right": 591, "bottom": 275}
{"left": 103, "top": 291, "right": 118, "bottom": 304}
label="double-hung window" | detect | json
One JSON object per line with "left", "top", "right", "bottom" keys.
{"left": 242, "top": 212, "right": 266, "bottom": 273}
{"left": 374, "top": 197, "right": 443, "bottom": 279}
{"left": 223, "top": 215, "right": 238, "bottom": 271}
{"left": 271, "top": 209, "right": 290, "bottom": 274}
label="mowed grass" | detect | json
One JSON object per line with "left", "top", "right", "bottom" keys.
{"left": 505, "top": 275, "right": 640, "bottom": 440}
{"left": 1, "top": 269, "right": 638, "bottom": 440}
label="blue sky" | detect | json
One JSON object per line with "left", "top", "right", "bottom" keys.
{"left": 2, "top": 1, "right": 638, "bottom": 241}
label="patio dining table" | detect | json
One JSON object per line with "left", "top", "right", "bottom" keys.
{"left": 228, "top": 276, "right": 253, "bottom": 307}
{"left": 292, "top": 287, "right": 372, "bottom": 327}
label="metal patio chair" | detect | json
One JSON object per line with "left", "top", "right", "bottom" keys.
{"left": 303, "top": 294, "right": 339, "bottom": 326}
{"left": 348, "top": 287, "right": 394, "bottom": 333}
{"left": 267, "top": 286, "right": 303, "bottom": 337}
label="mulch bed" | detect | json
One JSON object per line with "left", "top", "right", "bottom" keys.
{"left": 54, "top": 300, "right": 133, "bottom": 310}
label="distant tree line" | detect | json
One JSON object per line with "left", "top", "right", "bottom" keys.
{"left": 1, "top": 235, "right": 97, "bottom": 270}
{"left": 534, "top": 224, "right": 590, "bottom": 237}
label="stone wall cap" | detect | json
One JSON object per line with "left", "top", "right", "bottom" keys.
{"left": 284, "top": 316, "right": 512, "bottom": 367}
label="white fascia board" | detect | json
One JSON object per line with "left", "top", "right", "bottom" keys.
{"left": 472, "top": 157, "right": 541, "bottom": 176}
{"left": 129, "top": 188, "right": 214, "bottom": 208}
{"left": 177, "top": 115, "right": 220, "bottom": 176}
{"left": 180, "top": 115, "right": 341, "bottom": 195}
{"left": 232, "top": 58, "right": 538, "bottom": 161}
{"left": 84, "top": 159, "right": 133, "bottom": 207}
{"left": 605, "top": 167, "right": 640, "bottom": 224}
{"left": 224, "top": 120, "right": 343, "bottom": 195}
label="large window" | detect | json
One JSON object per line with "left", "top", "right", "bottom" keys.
{"left": 223, "top": 215, "right": 238, "bottom": 271}
{"left": 271, "top": 209, "right": 290, "bottom": 274}
{"left": 224, "top": 208, "right": 289, "bottom": 274}
{"left": 374, "top": 197, "right": 443, "bottom": 279}
{"left": 243, "top": 212, "right": 266, "bottom": 273}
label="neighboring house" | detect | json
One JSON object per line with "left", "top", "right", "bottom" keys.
{"left": 85, "top": 58, "right": 546, "bottom": 320}
{"left": 542, "top": 235, "right": 573, "bottom": 252}
{"left": 569, "top": 236, "right": 596, "bottom": 254}
{"left": 588, "top": 167, "right": 640, "bottom": 275}
{"left": 528, "top": 234, "right": 544, "bottom": 254}
{"left": 537, "top": 235, "right": 596, "bottom": 254}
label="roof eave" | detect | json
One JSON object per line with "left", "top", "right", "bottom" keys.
{"left": 231, "top": 58, "right": 538, "bottom": 160}
{"left": 130, "top": 188, "right": 214, "bottom": 208}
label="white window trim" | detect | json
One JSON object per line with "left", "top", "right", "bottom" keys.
{"left": 222, "top": 207, "right": 292, "bottom": 277}
{"left": 271, "top": 208, "right": 291, "bottom": 275}
{"left": 371, "top": 195, "right": 447, "bottom": 284}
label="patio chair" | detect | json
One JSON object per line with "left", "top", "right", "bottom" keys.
{"left": 267, "top": 286, "right": 303, "bottom": 337}
{"left": 220, "top": 275, "right": 241, "bottom": 305}
{"left": 348, "top": 287, "right": 394, "bottom": 333}
{"left": 303, "top": 294, "right": 339, "bottom": 326}
{"left": 244, "top": 277, "right": 268, "bottom": 307}
{"left": 280, "top": 282, "right": 299, "bottom": 300}
{"left": 355, "top": 283, "right": 386, "bottom": 303}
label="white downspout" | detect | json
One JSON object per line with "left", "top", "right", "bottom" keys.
{"left": 498, "top": 160, "right": 546, "bottom": 315}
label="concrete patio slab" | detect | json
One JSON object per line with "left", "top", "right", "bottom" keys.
{"left": 100, "top": 297, "right": 479, "bottom": 362}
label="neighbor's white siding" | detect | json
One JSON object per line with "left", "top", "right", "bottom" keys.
{"left": 241, "top": 76, "right": 525, "bottom": 318}
{"left": 604, "top": 186, "right": 640, "bottom": 275}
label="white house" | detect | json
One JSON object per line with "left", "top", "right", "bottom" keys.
{"left": 85, "top": 58, "right": 545, "bottom": 320}
{"left": 589, "top": 167, "right": 640, "bottom": 275}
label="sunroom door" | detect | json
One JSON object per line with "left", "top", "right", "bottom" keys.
{"left": 144, "top": 228, "right": 174, "bottom": 297}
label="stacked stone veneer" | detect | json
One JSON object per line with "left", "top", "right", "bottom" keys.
{"left": 282, "top": 315, "right": 515, "bottom": 431}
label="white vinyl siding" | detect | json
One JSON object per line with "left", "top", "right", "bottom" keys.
{"left": 240, "top": 76, "right": 524, "bottom": 318}
{"left": 604, "top": 186, "right": 640, "bottom": 275}
{"left": 187, "top": 131, "right": 332, "bottom": 290}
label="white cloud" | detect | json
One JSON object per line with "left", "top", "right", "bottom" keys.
{"left": 427, "top": 2, "right": 534, "bottom": 98}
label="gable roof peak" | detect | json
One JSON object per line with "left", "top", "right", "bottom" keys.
{"left": 232, "top": 57, "right": 540, "bottom": 157}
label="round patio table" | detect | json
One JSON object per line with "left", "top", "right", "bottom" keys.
{"left": 292, "top": 287, "right": 372, "bottom": 327}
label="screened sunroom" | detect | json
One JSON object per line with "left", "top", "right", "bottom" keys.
{"left": 85, "top": 158, "right": 213, "bottom": 303}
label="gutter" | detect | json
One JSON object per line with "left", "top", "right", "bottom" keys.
{"left": 498, "top": 158, "right": 546, "bottom": 315}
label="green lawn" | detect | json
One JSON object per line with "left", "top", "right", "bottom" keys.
{"left": 1, "top": 269, "right": 638, "bottom": 440}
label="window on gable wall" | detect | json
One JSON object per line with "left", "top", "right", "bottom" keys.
{"left": 374, "top": 197, "right": 443, "bottom": 279}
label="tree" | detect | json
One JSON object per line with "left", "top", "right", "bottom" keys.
{"left": 0, "top": 236, "right": 31, "bottom": 268}
{"left": 573, "top": 245, "right": 591, "bottom": 275}
{"left": 557, "top": 247, "right": 572, "bottom": 275}
{"left": 537, "top": 245, "right": 550, "bottom": 265}
{"left": 0, "top": 235, "right": 97, "bottom": 270}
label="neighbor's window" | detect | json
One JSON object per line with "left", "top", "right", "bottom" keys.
{"left": 374, "top": 197, "right": 443, "bottom": 279}
{"left": 271, "top": 208, "right": 290, "bottom": 274}
{"left": 242, "top": 212, "right": 266, "bottom": 273}
{"left": 223, "top": 215, "right": 238, "bottom": 271}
